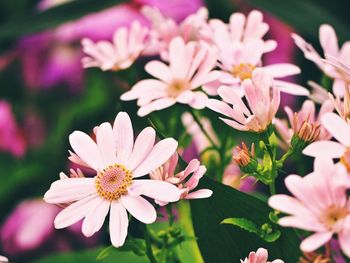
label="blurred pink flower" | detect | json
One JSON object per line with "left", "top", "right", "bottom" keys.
{"left": 274, "top": 99, "right": 334, "bottom": 146}
{"left": 292, "top": 24, "right": 350, "bottom": 97}
{"left": 0, "top": 100, "right": 26, "bottom": 157}
{"left": 268, "top": 158, "right": 350, "bottom": 256}
{"left": 204, "top": 10, "right": 308, "bottom": 97}
{"left": 141, "top": 6, "right": 210, "bottom": 59}
{"left": 303, "top": 113, "right": 350, "bottom": 172}
{"left": 81, "top": 21, "right": 148, "bottom": 71}
{"left": 0, "top": 256, "right": 8, "bottom": 262}
{"left": 1, "top": 200, "right": 59, "bottom": 255}
{"left": 121, "top": 37, "right": 218, "bottom": 116}
{"left": 44, "top": 112, "right": 180, "bottom": 247}
{"left": 241, "top": 248, "right": 283, "bottom": 263}
{"left": 222, "top": 163, "right": 256, "bottom": 192}
{"left": 150, "top": 153, "right": 212, "bottom": 206}
{"left": 207, "top": 68, "right": 280, "bottom": 132}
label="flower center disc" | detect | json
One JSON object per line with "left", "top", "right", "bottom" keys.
{"left": 167, "top": 80, "right": 190, "bottom": 98}
{"left": 320, "top": 205, "right": 348, "bottom": 229}
{"left": 95, "top": 164, "right": 133, "bottom": 201}
{"left": 231, "top": 63, "right": 255, "bottom": 81}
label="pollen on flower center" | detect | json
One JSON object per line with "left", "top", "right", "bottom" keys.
{"left": 340, "top": 148, "right": 350, "bottom": 172}
{"left": 231, "top": 63, "right": 255, "bottom": 80}
{"left": 320, "top": 205, "right": 348, "bottom": 229}
{"left": 95, "top": 164, "right": 133, "bottom": 201}
{"left": 167, "top": 79, "right": 190, "bottom": 98}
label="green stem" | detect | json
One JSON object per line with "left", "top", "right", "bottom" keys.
{"left": 188, "top": 108, "right": 220, "bottom": 150}
{"left": 269, "top": 180, "right": 276, "bottom": 195}
{"left": 167, "top": 203, "right": 175, "bottom": 226}
{"left": 145, "top": 227, "right": 158, "bottom": 263}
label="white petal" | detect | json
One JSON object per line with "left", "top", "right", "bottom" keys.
{"left": 130, "top": 180, "right": 180, "bottom": 202}
{"left": 109, "top": 201, "right": 128, "bottom": 247}
{"left": 82, "top": 198, "right": 110, "bottom": 237}
{"left": 113, "top": 112, "right": 134, "bottom": 164}
{"left": 121, "top": 195, "right": 156, "bottom": 224}
{"left": 96, "top": 122, "right": 117, "bottom": 166}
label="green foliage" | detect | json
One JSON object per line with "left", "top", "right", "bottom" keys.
{"left": 191, "top": 177, "right": 301, "bottom": 262}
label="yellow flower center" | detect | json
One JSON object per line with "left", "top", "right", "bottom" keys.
{"left": 231, "top": 63, "right": 255, "bottom": 81}
{"left": 340, "top": 148, "right": 350, "bottom": 172}
{"left": 167, "top": 80, "right": 190, "bottom": 98}
{"left": 95, "top": 164, "right": 133, "bottom": 201}
{"left": 320, "top": 205, "right": 348, "bottom": 229}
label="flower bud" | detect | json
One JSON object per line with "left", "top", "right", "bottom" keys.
{"left": 233, "top": 143, "right": 258, "bottom": 173}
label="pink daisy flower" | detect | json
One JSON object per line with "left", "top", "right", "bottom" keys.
{"left": 241, "top": 248, "right": 284, "bottom": 263}
{"left": 203, "top": 10, "right": 308, "bottom": 97}
{"left": 150, "top": 153, "right": 212, "bottom": 206}
{"left": 44, "top": 112, "right": 181, "bottom": 247}
{"left": 268, "top": 158, "right": 350, "bottom": 256}
{"left": 303, "top": 112, "right": 350, "bottom": 172}
{"left": 0, "top": 256, "right": 8, "bottom": 262}
{"left": 207, "top": 68, "right": 280, "bottom": 132}
{"left": 274, "top": 99, "right": 334, "bottom": 146}
{"left": 120, "top": 37, "right": 218, "bottom": 116}
{"left": 141, "top": 6, "right": 211, "bottom": 59}
{"left": 81, "top": 21, "right": 148, "bottom": 71}
{"left": 292, "top": 24, "right": 350, "bottom": 96}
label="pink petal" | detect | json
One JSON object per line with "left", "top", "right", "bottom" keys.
{"left": 120, "top": 79, "right": 167, "bottom": 101}
{"left": 69, "top": 131, "right": 104, "bottom": 171}
{"left": 206, "top": 99, "right": 234, "bottom": 117}
{"left": 44, "top": 178, "right": 95, "bottom": 204}
{"left": 177, "top": 90, "right": 195, "bottom": 104}
{"left": 278, "top": 216, "right": 325, "bottom": 232}
{"left": 303, "top": 141, "right": 345, "bottom": 158}
{"left": 169, "top": 37, "right": 187, "bottom": 79}
{"left": 254, "top": 248, "right": 268, "bottom": 262}
{"left": 82, "top": 198, "right": 110, "bottom": 237}
{"left": 300, "top": 232, "right": 333, "bottom": 252}
{"left": 263, "top": 63, "right": 300, "bottom": 78}
{"left": 145, "top": 61, "right": 172, "bottom": 83}
{"left": 320, "top": 24, "right": 339, "bottom": 56}
{"left": 113, "top": 112, "right": 133, "bottom": 164}
{"left": 185, "top": 189, "right": 213, "bottom": 199}
{"left": 188, "top": 92, "right": 208, "bottom": 109}
{"left": 121, "top": 195, "right": 156, "bottom": 224}
{"left": 321, "top": 112, "right": 350, "bottom": 146}
{"left": 274, "top": 80, "right": 310, "bottom": 96}
{"left": 268, "top": 195, "right": 314, "bottom": 218}
{"left": 137, "top": 98, "right": 176, "bottom": 117}
{"left": 126, "top": 127, "right": 155, "bottom": 171}
{"left": 96, "top": 122, "right": 117, "bottom": 167}
{"left": 339, "top": 227, "right": 350, "bottom": 257}
{"left": 54, "top": 194, "right": 98, "bottom": 229}
{"left": 130, "top": 180, "right": 180, "bottom": 202}
{"left": 217, "top": 86, "right": 250, "bottom": 115}
{"left": 133, "top": 138, "right": 178, "bottom": 177}
{"left": 109, "top": 201, "right": 128, "bottom": 247}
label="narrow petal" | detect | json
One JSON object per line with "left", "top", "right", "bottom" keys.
{"left": 69, "top": 131, "right": 104, "bottom": 171}
{"left": 137, "top": 98, "right": 176, "bottom": 117}
{"left": 339, "top": 228, "right": 350, "bottom": 257}
{"left": 274, "top": 80, "right": 310, "bottom": 96}
{"left": 185, "top": 189, "right": 213, "bottom": 199}
{"left": 321, "top": 112, "right": 350, "bottom": 146}
{"left": 113, "top": 112, "right": 134, "bottom": 164}
{"left": 303, "top": 141, "right": 345, "bottom": 158}
{"left": 82, "top": 198, "right": 110, "bottom": 237}
{"left": 130, "top": 180, "right": 180, "bottom": 202}
{"left": 320, "top": 24, "right": 339, "bottom": 56}
{"left": 300, "top": 232, "right": 333, "bottom": 252}
{"left": 121, "top": 195, "right": 156, "bottom": 224}
{"left": 263, "top": 63, "right": 300, "bottom": 78}
{"left": 109, "top": 201, "right": 128, "bottom": 247}
{"left": 126, "top": 127, "right": 155, "bottom": 171}
{"left": 133, "top": 138, "right": 178, "bottom": 178}
{"left": 54, "top": 194, "right": 98, "bottom": 229}
{"left": 145, "top": 61, "right": 172, "bottom": 83}
{"left": 96, "top": 122, "right": 117, "bottom": 167}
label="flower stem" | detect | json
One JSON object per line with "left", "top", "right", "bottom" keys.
{"left": 167, "top": 203, "right": 175, "bottom": 226}
{"left": 145, "top": 226, "right": 158, "bottom": 263}
{"left": 269, "top": 180, "right": 276, "bottom": 195}
{"left": 188, "top": 108, "right": 220, "bottom": 150}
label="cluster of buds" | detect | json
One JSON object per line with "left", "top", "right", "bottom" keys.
{"left": 233, "top": 143, "right": 258, "bottom": 174}
{"left": 299, "top": 251, "right": 331, "bottom": 263}
{"left": 290, "top": 113, "right": 321, "bottom": 152}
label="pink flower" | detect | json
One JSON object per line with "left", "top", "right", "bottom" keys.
{"left": 44, "top": 112, "right": 181, "bottom": 247}
{"left": 207, "top": 68, "right": 280, "bottom": 132}
{"left": 81, "top": 21, "right": 148, "bottom": 71}
{"left": 203, "top": 10, "right": 308, "bottom": 97}
{"left": 303, "top": 112, "right": 350, "bottom": 172}
{"left": 268, "top": 158, "right": 350, "bottom": 256}
{"left": 222, "top": 163, "right": 256, "bottom": 192}
{"left": 150, "top": 153, "right": 212, "bottom": 206}
{"left": 1, "top": 200, "right": 59, "bottom": 255}
{"left": 0, "top": 100, "right": 26, "bottom": 157}
{"left": 274, "top": 99, "right": 334, "bottom": 146}
{"left": 121, "top": 37, "right": 218, "bottom": 116}
{"left": 292, "top": 24, "right": 350, "bottom": 96}
{"left": 0, "top": 256, "right": 8, "bottom": 262}
{"left": 141, "top": 6, "right": 210, "bottom": 59}
{"left": 241, "top": 248, "right": 284, "bottom": 263}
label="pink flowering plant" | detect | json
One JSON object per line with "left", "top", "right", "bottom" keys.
{"left": 2, "top": 0, "right": 350, "bottom": 262}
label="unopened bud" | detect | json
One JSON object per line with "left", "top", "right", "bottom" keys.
{"left": 233, "top": 143, "right": 258, "bottom": 173}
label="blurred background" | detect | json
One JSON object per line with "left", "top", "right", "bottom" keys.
{"left": 0, "top": 0, "right": 349, "bottom": 262}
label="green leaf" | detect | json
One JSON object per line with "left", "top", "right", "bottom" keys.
{"left": 0, "top": 0, "right": 125, "bottom": 40}
{"left": 33, "top": 247, "right": 148, "bottom": 263}
{"left": 221, "top": 218, "right": 260, "bottom": 235}
{"left": 190, "top": 177, "right": 301, "bottom": 262}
